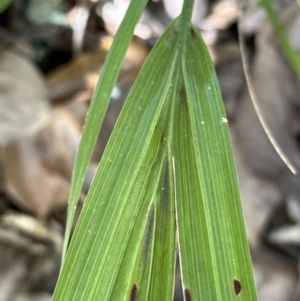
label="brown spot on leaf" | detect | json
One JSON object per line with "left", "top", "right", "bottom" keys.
{"left": 233, "top": 279, "right": 241, "bottom": 296}
{"left": 130, "top": 284, "right": 138, "bottom": 301}
{"left": 184, "top": 288, "right": 192, "bottom": 301}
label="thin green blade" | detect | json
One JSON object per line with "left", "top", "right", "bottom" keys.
{"left": 129, "top": 72, "right": 178, "bottom": 301}
{"left": 134, "top": 154, "right": 176, "bottom": 301}
{"left": 146, "top": 157, "right": 176, "bottom": 300}
{"left": 62, "top": 0, "right": 148, "bottom": 261}
{"left": 257, "top": 0, "right": 300, "bottom": 77}
{"left": 53, "top": 20, "right": 179, "bottom": 301}
{"left": 173, "top": 25, "right": 258, "bottom": 300}
{"left": 54, "top": 10, "right": 257, "bottom": 300}
{"left": 0, "top": 0, "right": 12, "bottom": 13}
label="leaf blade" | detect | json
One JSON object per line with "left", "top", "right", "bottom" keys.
{"left": 62, "top": 0, "right": 149, "bottom": 262}
{"left": 173, "top": 24, "right": 258, "bottom": 301}
{"left": 135, "top": 156, "right": 176, "bottom": 301}
{"left": 53, "top": 20, "right": 179, "bottom": 301}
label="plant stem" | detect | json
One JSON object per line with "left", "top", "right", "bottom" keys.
{"left": 258, "top": 0, "right": 300, "bottom": 77}
{"left": 178, "top": 0, "right": 194, "bottom": 49}
{"left": 171, "top": 0, "right": 194, "bottom": 151}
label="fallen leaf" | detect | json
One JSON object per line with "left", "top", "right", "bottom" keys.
{"left": 2, "top": 106, "right": 81, "bottom": 219}
{"left": 0, "top": 44, "right": 50, "bottom": 146}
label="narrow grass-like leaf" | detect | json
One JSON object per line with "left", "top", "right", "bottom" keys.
{"left": 134, "top": 151, "right": 176, "bottom": 301}
{"left": 0, "top": 0, "right": 12, "bottom": 13}
{"left": 62, "top": 0, "right": 148, "bottom": 261}
{"left": 53, "top": 20, "right": 179, "bottom": 301}
{"left": 173, "top": 25, "right": 258, "bottom": 300}
{"left": 54, "top": 6, "right": 258, "bottom": 299}
{"left": 258, "top": 0, "right": 300, "bottom": 77}
{"left": 237, "top": 4, "right": 297, "bottom": 174}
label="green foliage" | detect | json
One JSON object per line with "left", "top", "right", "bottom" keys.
{"left": 0, "top": 0, "right": 12, "bottom": 13}
{"left": 53, "top": 1, "right": 258, "bottom": 300}
{"left": 61, "top": 0, "right": 149, "bottom": 262}
{"left": 258, "top": 0, "right": 300, "bottom": 77}
{"left": 174, "top": 25, "right": 257, "bottom": 301}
